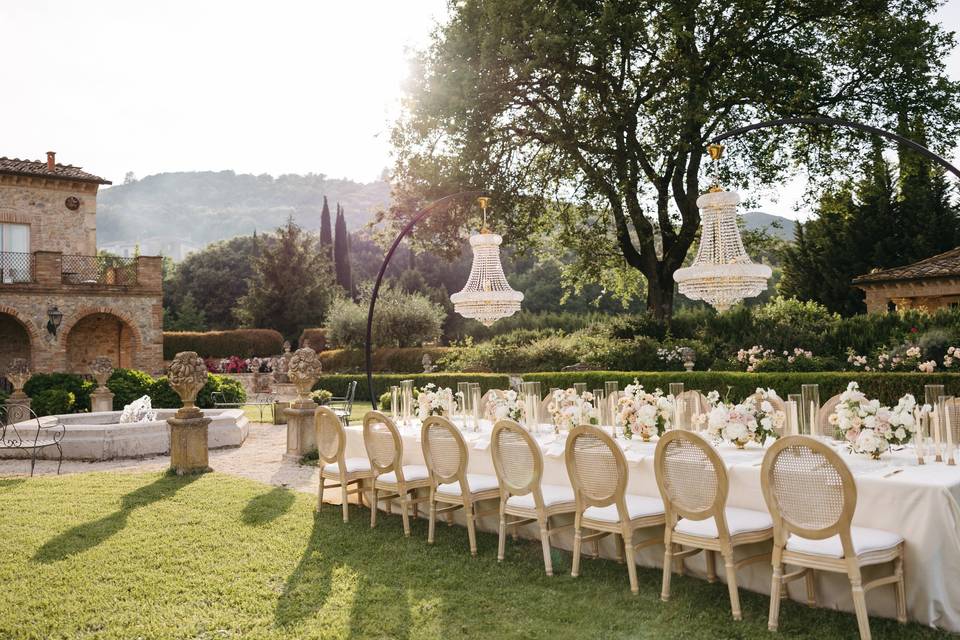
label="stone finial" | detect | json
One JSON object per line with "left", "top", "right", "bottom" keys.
{"left": 288, "top": 347, "right": 322, "bottom": 404}
{"left": 90, "top": 356, "right": 114, "bottom": 390}
{"left": 6, "top": 358, "right": 30, "bottom": 393}
{"left": 168, "top": 351, "right": 208, "bottom": 415}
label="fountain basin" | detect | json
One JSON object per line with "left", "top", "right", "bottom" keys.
{"left": 0, "top": 409, "right": 249, "bottom": 461}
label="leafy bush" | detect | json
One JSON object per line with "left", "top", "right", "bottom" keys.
{"left": 328, "top": 290, "right": 445, "bottom": 349}
{"left": 32, "top": 389, "right": 76, "bottom": 416}
{"left": 299, "top": 327, "right": 327, "bottom": 352}
{"left": 326, "top": 299, "right": 367, "bottom": 348}
{"left": 311, "top": 389, "right": 333, "bottom": 405}
{"left": 107, "top": 369, "right": 155, "bottom": 409}
{"left": 319, "top": 347, "right": 453, "bottom": 373}
{"left": 163, "top": 329, "right": 284, "bottom": 359}
{"left": 24, "top": 373, "right": 95, "bottom": 412}
{"left": 148, "top": 373, "right": 246, "bottom": 409}
{"left": 147, "top": 377, "right": 182, "bottom": 408}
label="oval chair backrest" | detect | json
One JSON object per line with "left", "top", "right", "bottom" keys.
{"left": 751, "top": 390, "right": 787, "bottom": 435}
{"left": 540, "top": 394, "right": 554, "bottom": 420}
{"left": 490, "top": 419, "right": 542, "bottom": 499}
{"left": 944, "top": 398, "right": 960, "bottom": 444}
{"left": 816, "top": 394, "right": 843, "bottom": 437}
{"left": 363, "top": 411, "right": 402, "bottom": 475}
{"left": 761, "top": 435, "right": 856, "bottom": 546}
{"left": 421, "top": 416, "right": 468, "bottom": 486}
{"left": 315, "top": 406, "right": 346, "bottom": 466}
{"left": 677, "top": 390, "right": 711, "bottom": 430}
{"left": 655, "top": 430, "right": 727, "bottom": 524}
{"left": 479, "top": 389, "right": 502, "bottom": 416}
{"left": 564, "top": 425, "right": 627, "bottom": 509}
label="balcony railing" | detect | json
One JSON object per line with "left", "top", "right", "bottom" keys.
{"left": 0, "top": 252, "right": 34, "bottom": 284}
{"left": 61, "top": 254, "right": 138, "bottom": 285}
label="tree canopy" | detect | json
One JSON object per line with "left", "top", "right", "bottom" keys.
{"left": 386, "top": 0, "right": 960, "bottom": 319}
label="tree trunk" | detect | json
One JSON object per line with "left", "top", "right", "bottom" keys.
{"left": 645, "top": 268, "right": 675, "bottom": 321}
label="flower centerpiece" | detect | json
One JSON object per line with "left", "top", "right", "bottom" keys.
{"left": 701, "top": 388, "right": 783, "bottom": 448}
{"left": 547, "top": 388, "right": 599, "bottom": 433}
{"left": 417, "top": 383, "right": 453, "bottom": 420}
{"left": 616, "top": 380, "right": 674, "bottom": 441}
{"left": 485, "top": 389, "right": 524, "bottom": 422}
{"left": 830, "top": 382, "right": 918, "bottom": 459}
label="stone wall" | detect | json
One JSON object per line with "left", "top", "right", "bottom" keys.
{"left": 0, "top": 176, "right": 98, "bottom": 255}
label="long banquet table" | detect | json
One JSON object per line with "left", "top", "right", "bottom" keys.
{"left": 344, "top": 419, "right": 960, "bottom": 631}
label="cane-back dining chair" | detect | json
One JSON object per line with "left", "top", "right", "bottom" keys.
{"left": 363, "top": 410, "right": 431, "bottom": 536}
{"left": 677, "top": 390, "right": 711, "bottom": 430}
{"left": 564, "top": 425, "right": 665, "bottom": 593}
{"left": 816, "top": 394, "right": 843, "bottom": 437}
{"left": 490, "top": 419, "right": 576, "bottom": 575}
{"left": 655, "top": 430, "right": 773, "bottom": 620}
{"left": 421, "top": 416, "right": 501, "bottom": 556}
{"left": 316, "top": 406, "right": 372, "bottom": 522}
{"left": 761, "top": 436, "right": 906, "bottom": 640}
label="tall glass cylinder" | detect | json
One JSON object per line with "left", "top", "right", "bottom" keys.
{"left": 690, "top": 390, "right": 703, "bottom": 432}
{"left": 574, "top": 382, "right": 587, "bottom": 396}
{"left": 530, "top": 381, "right": 543, "bottom": 431}
{"left": 669, "top": 383, "right": 685, "bottom": 429}
{"left": 389, "top": 385, "right": 400, "bottom": 422}
{"left": 787, "top": 394, "right": 802, "bottom": 436}
{"left": 605, "top": 381, "right": 619, "bottom": 438}
{"left": 927, "top": 385, "right": 946, "bottom": 460}
{"left": 458, "top": 382, "right": 471, "bottom": 421}
{"left": 801, "top": 384, "right": 820, "bottom": 436}
{"left": 593, "top": 389, "right": 606, "bottom": 426}
{"left": 470, "top": 383, "right": 482, "bottom": 432}
{"left": 400, "top": 379, "right": 414, "bottom": 426}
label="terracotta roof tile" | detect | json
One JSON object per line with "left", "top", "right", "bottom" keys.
{"left": 853, "top": 246, "right": 960, "bottom": 284}
{"left": 0, "top": 157, "right": 111, "bottom": 185}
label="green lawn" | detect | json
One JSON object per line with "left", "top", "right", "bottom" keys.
{"left": 0, "top": 472, "right": 948, "bottom": 640}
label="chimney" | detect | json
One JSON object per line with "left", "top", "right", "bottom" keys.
{"left": 46, "top": 151, "right": 56, "bottom": 171}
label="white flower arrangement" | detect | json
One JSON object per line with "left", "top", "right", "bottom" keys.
{"left": 485, "top": 389, "right": 525, "bottom": 422}
{"left": 417, "top": 383, "right": 453, "bottom": 420}
{"left": 615, "top": 380, "right": 674, "bottom": 441}
{"left": 699, "top": 387, "right": 783, "bottom": 448}
{"left": 547, "top": 388, "right": 599, "bottom": 432}
{"left": 829, "top": 381, "right": 919, "bottom": 459}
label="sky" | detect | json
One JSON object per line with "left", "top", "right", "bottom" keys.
{"left": 1, "top": 0, "right": 959, "bottom": 221}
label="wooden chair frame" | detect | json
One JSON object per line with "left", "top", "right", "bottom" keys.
{"left": 363, "top": 410, "right": 431, "bottom": 536}
{"left": 654, "top": 430, "right": 772, "bottom": 620}
{"left": 421, "top": 416, "right": 500, "bottom": 556}
{"left": 316, "top": 406, "right": 371, "bottom": 522}
{"left": 761, "top": 436, "right": 906, "bottom": 640}
{"left": 490, "top": 419, "right": 576, "bottom": 576}
{"left": 816, "top": 394, "right": 843, "bottom": 437}
{"left": 564, "top": 425, "right": 665, "bottom": 594}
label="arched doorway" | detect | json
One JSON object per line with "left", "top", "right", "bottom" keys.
{"left": 0, "top": 312, "right": 31, "bottom": 391}
{"left": 66, "top": 312, "right": 136, "bottom": 372}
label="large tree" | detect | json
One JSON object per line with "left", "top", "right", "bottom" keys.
{"left": 237, "top": 217, "right": 335, "bottom": 340}
{"left": 387, "top": 0, "right": 960, "bottom": 319}
{"left": 320, "top": 195, "right": 333, "bottom": 260}
{"left": 334, "top": 204, "right": 353, "bottom": 296}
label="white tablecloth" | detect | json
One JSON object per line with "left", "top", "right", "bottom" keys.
{"left": 344, "top": 419, "right": 960, "bottom": 631}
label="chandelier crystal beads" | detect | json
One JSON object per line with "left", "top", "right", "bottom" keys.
{"left": 450, "top": 198, "right": 524, "bottom": 326}
{"left": 673, "top": 189, "right": 771, "bottom": 311}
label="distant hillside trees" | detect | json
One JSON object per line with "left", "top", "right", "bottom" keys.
{"left": 320, "top": 195, "right": 333, "bottom": 260}
{"left": 334, "top": 204, "right": 353, "bottom": 296}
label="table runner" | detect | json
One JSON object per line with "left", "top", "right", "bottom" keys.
{"left": 344, "top": 419, "right": 960, "bottom": 631}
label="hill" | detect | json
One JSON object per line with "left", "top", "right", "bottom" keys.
{"left": 742, "top": 210, "right": 796, "bottom": 241}
{"left": 97, "top": 170, "right": 390, "bottom": 247}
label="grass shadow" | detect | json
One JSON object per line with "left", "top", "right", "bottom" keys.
{"left": 274, "top": 515, "right": 334, "bottom": 627}
{"left": 32, "top": 473, "right": 200, "bottom": 564}
{"left": 241, "top": 486, "right": 295, "bottom": 526}
{"left": 0, "top": 478, "right": 25, "bottom": 490}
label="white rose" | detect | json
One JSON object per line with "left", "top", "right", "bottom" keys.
{"left": 726, "top": 422, "right": 748, "bottom": 441}
{"left": 895, "top": 427, "right": 907, "bottom": 441}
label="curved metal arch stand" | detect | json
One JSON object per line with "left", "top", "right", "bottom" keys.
{"left": 710, "top": 116, "right": 960, "bottom": 181}
{"left": 364, "top": 190, "right": 486, "bottom": 410}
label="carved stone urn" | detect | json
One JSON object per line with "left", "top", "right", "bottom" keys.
{"left": 6, "top": 358, "right": 30, "bottom": 397}
{"left": 288, "top": 347, "right": 323, "bottom": 407}
{"left": 89, "top": 356, "right": 115, "bottom": 412}
{"left": 166, "top": 351, "right": 212, "bottom": 475}
{"left": 283, "top": 347, "right": 322, "bottom": 461}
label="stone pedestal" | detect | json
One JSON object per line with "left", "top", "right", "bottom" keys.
{"left": 4, "top": 392, "right": 31, "bottom": 423}
{"left": 91, "top": 389, "right": 114, "bottom": 413}
{"left": 283, "top": 402, "right": 317, "bottom": 462}
{"left": 168, "top": 408, "right": 213, "bottom": 475}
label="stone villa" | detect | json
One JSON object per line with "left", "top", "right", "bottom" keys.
{"left": 854, "top": 246, "right": 960, "bottom": 313}
{"left": 0, "top": 152, "right": 163, "bottom": 376}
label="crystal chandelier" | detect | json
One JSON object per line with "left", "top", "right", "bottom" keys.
{"left": 451, "top": 197, "right": 524, "bottom": 326}
{"left": 673, "top": 145, "right": 771, "bottom": 311}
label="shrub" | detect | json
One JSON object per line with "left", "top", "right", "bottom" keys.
{"left": 326, "top": 299, "right": 368, "bottom": 348}
{"left": 162, "top": 329, "right": 284, "bottom": 359}
{"left": 107, "top": 369, "right": 154, "bottom": 409}
{"left": 299, "top": 327, "right": 327, "bottom": 352}
{"left": 148, "top": 373, "right": 246, "bottom": 409}
{"left": 147, "top": 377, "right": 182, "bottom": 408}
{"left": 311, "top": 389, "right": 333, "bottom": 405}
{"left": 320, "top": 347, "right": 453, "bottom": 373}
{"left": 32, "top": 389, "right": 76, "bottom": 416}
{"left": 329, "top": 290, "right": 445, "bottom": 349}
{"left": 24, "top": 373, "right": 95, "bottom": 412}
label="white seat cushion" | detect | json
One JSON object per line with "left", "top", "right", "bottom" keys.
{"left": 322, "top": 457, "right": 370, "bottom": 475}
{"left": 786, "top": 526, "right": 903, "bottom": 560}
{"left": 674, "top": 507, "right": 773, "bottom": 539}
{"left": 377, "top": 464, "right": 430, "bottom": 484}
{"left": 506, "top": 483, "right": 576, "bottom": 510}
{"left": 583, "top": 494, "right": 664, "bottom": 523}
{"left": 437, "top": 473, "right": 500, "bottom": 497}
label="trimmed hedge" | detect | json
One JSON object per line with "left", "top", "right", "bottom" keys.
{"left": 311, "top": 373, "right": 512, "bottom": 403}
{"left": 299, "top": 328, "right": 327, "bottom": 352}
{"left": 319, "top": 348, "right": 454, "bottom": 374}
{"left": 519, "top": 371, "right": 960, "bottom": 405}
{"left": 163, "top": 329, "right": 284, "bottom": 359}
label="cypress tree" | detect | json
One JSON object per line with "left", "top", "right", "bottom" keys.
{"left": 319, "top": 196, "right": 333, "bottom": 260}
{"left": 334, "top": 204, "right": 352, "bottom": 294}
